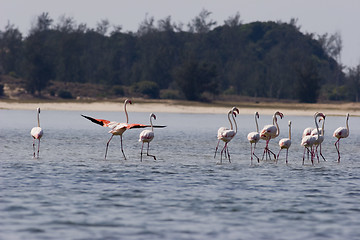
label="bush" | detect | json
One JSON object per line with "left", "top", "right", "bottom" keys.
{"left": 134, "top": 81, "right": 160, "bottom": 99}
{"left": 112, "top": 85, "right": 124, "bottom": 96}
{"left": 58, "top": 90, "right": 73, "bottom": 99}
{"left": 160, "top": 89, "right": 182, "bottom": 99}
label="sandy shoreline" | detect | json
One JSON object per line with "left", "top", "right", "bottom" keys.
{"left": 0, "top": 100, "right": 359, "bottom": 116}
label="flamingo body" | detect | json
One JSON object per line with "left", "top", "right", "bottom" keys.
{"left": 31, "top": 107, "right": 43, "bottom": 158}
{"left": 247, "top": 132, "right": 260, "bottom": 144}
{"left": 214, "top": 107, "right": 239, "bottom": 163}
{"left": 333, "top": 113, "right": 350, "bottom": 162}
{"left": 139, "top": 113, "right": 157, "bottom": 161}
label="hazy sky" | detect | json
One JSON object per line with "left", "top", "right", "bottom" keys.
{"left": 1, "top": 0, "right": 359, "bottom": 68}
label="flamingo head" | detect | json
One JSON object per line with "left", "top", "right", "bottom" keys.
{"left": 346, "top": 113, "right": 350, "bottom": 120}
{"left": 232, "top": 107, "right": 240, "bottom": 115}
{"left": 288, "top": 120, "right": 291, "bottom": 126}
{"left": 37, "top": 107, "right": 41, "bottom": 114}
{"left": 255, "top": 111, "right": 259, "bottom": 119}
{"left": 150, "top": 113, "right": 156, "bottom": 120}
{"left": 125, "top": 99, "right": 132, "bottom": 105}
{"left": 275, "top": 111, "right": 283, "bottom": 119}
{"left": 316, "top": 112, "right": 325, "bottom": 120}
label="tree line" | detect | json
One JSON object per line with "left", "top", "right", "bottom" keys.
{"left": 0, "top": 10, "right": 359, "bottom": 102}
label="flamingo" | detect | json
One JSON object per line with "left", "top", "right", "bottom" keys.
{"left": 277, "top": 121, "right": 292, "bottom": 164}
{"left": 311, "top": 114, "right": 326, "bottom": 162}
{"left": 214, "top": 107, "right": 239, "bottom": 164}
{"left": 81, "top": 99, "right": 165, "bottom": 159}
{"left": 333, "top": 113, "right": 350, "bottom": 162}
{"left": 30, "top": 107, "right": 43, "bottom": 158}
{"left": 247, "top": 112, "right": 260, "bottom": 163}
{"left": 260, "top": 111, "right": 283, "bottom": 160}
{"left": 139, "top": 113, "right": 157, "bottom": 161}
{"left": 301, "top": 112, "right": 325, "bottom": 165}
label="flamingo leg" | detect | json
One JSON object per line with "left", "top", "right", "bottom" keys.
{"left": 285, "top": 148, "right": 289, "bottom": 164}
{"left": 302, "top": 148, "right": 306, "bottom": 165}
{"left": 32, "top": 139, "right": 36, "bottom": 158}
{"left": 37, "top": 139, "right": 41, "bottom": 158}
{"left": 214, "top": 140, "right": 221, "bottom": 158}
{"left": 262, "top": 140, "right": 270, "bottom": 160}
{"left": 220, "top": 143, "right": 228, "bottom": 164}
{"left": 105, "top": 135, "right": 114, "bottom": 159}
{"left": 334, "top": 139, "right": 341, "bottom": 162}
{"left": 146, "top": 142, "right": 156, "bottom": 161}
{"left": 119, "top": 135, "right": 127, "bottom": 160}
{"left": 276, "top": 149, "right": 282, "bottom": 163}
{"left": 315, "top": 145, "right": 320, "bottom": 163}
{"left": 250, "top": 143, "right": 253, "bottom": 162}
{"left": 267, "top": 147, "right": 277, "bottom": 160}
{"left": 140, "top": 142, "right": 144, "bottom": 162}
{"left": 319, "top": 144, "right": 326, "bottom": 161}
{"left": 253, "top": 143, "right": 260, "bottom": 163}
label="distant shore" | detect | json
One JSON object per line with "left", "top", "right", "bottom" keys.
{"left": 0, "top": 99, "right": 359, "bottom": 116}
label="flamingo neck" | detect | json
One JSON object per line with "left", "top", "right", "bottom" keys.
{"left": 228, "top": 111, "right": 233, "bottom": 130}
{"left": 314, "top": 114, "right": 320, "bottom": 136}
{"left": 124, "top": 102, "right": 129, "bottom": 123}
{"left": 150, "top": 115, "right": 154, "bottom": 132}
{"left": 274, "top": 116, "right": 280, "bottom": 137}
{"left": 255, "top": 114, "right": 259, "bottom": 133}
{"left": 37, "top": 109, "right": 40, "bottom": 127}
{"left": 232, "top": 112, "right": 238, "bottom": 133}
{"left": 321, "top": 119, "right": 325, "bottom": 136}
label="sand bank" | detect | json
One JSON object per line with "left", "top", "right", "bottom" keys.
{"left": 0, "top": 100, "right": 359, "bottom": 116}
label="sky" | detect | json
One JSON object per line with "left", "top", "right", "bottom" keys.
{"left": 1, "top": 0, "right": 359, "bottom": 68}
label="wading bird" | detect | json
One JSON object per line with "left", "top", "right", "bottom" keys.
{"left": 277, "top": 121, "right": 292, "bottom": 164}
{"left": 82, "top": 99, "right": 165, "bottom": 160}
{"left": 247, "top": 112, "right": 260, "bottom": 163}
{"left": 31, "top": 107, "right": 43, "bottom": 158}
{"left": 139, "top": 113, "right": 157, "bottom": 161}
{"left": 333, "top": 113, "right": 350, "bottom": 162}
{"left": 311, "top": 114, "right": 326, "bottom": 162}
{"left": 214, "top": 107, "right": 239, "bottom": 164}
{"left": 301, "top": 112, "right": 325, "bottom": 165}
{"left": 260, "top": 111, "right": 283, "bottom": 160}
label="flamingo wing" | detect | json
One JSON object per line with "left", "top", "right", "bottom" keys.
{"left": 81, "top": 115, "right": 111, "bottom": 127}
{"left": 31, "top": 127, "right": 43, "bottom": 139}
{"left": 333, "top": 127, "right": 347, "bottom": 138}
{"left": 247, "top": 132, "right": 260, "bottom": 143}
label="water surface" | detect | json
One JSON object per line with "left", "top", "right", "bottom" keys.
{"left": 1, "top": 110, "right": 359, "bottom": 239}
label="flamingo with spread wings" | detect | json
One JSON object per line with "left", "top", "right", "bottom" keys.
{"left": 82, "top": 99, "right": 165, "bottom": 159}
{"left": 31, "top": 107, "right": 43, "bottom": 158}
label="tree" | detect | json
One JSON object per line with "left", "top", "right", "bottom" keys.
{"left": 188, "top": 9, "right": 217, "bottom": 33}
{"left": 174, "top": 60, "right": 218, "bottom": 101}
{"left": 224, "top": 12, "right": 242, "bottom": 27}
{"left": 0, "top": 22, "right": 23, "bottom": 74}
{"left": 295, "top": 61, "right": 321, "bottom": 103}
{"left": 346, "top": 64, "right": 360, "bottom": 102}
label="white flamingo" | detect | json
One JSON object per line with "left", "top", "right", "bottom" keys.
{"left": 139, "top": 113, "right": 157, "bottom": 161}
{"left": 333, "top": 113, "right": 350, "bottom": 162}
{"left": 214, "top": 107, "right": 239, "bottom": 163}
{"left": 277, "top": 121, "right": 292, "bottom": 164}
{"left": 260, "top": 111, "right": 283, "bottom": 160}
{"left": 82, "top": 99, "right": 165, "bottom": 159}
{"left": 301, "top": 112, "right": 325, "bottom": 165}
{"left": 311, "top": 114, "right": 326, "bottom": 162}
{"left": 247, "top": 112, "right": 260, "bottom": 163}
{"left": 30, "top": 107, "right": 43, "bottom": 158}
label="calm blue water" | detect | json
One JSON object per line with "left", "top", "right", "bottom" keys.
{"left": 1, "top": 109, "right": 360, "bottom": 240}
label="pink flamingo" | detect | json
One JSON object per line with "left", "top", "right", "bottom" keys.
{"left": 301, "top": 112, "right": 324, "bottom": 165}
{"left": 214, "top": 107, "right": 239, "bottom": 164}
{"left": 277, "top": 121, "right": 292, "bottom": 164}
{"left": 139, "top": 113, "right": 157, "bottom": 161}
{"left": 333, "top": 113, "right": 350, "bottom": 162}
{"left": 311, "top": 114, "right": 326, "bottom": 162}
{"left": 82, "top": 99, "right": 164, "bottom": 159}
{"left": 30, "top": 107, "right": 43, "bottom": 158}
{"left": 247, "top": 112, "right": 260, "bottom": 163}
{"left": 260, "top": 111, "right": 283, "bottom": 160}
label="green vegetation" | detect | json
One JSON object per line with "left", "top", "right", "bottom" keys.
{"left": 0, "top": 11, "right": 359, "bottom": 103}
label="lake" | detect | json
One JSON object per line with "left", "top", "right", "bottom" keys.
{"left": 1, "top": 109, "right": 359, "bottom": 240}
